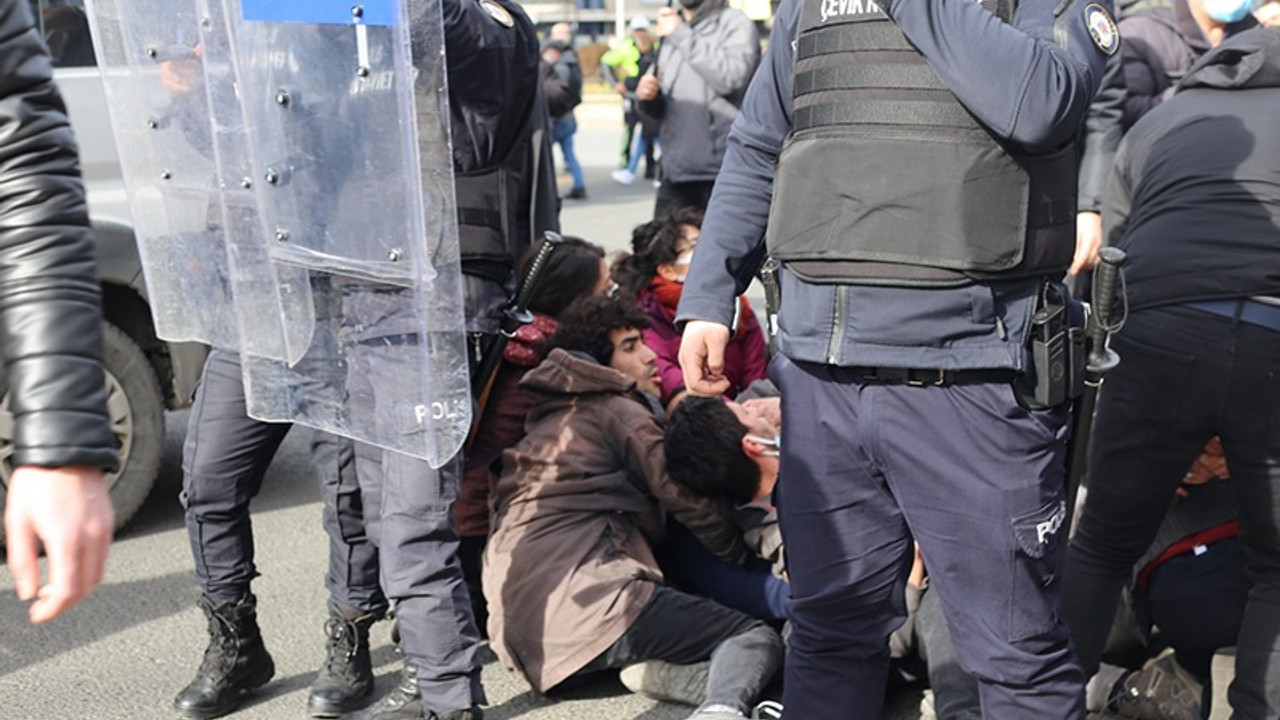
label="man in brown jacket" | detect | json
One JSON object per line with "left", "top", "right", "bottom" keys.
{"left": 483, "top": 297, "right": 783, "bottom": 720}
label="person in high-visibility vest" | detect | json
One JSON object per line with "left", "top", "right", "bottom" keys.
{"left": 601, "top": 16, "right": 658, "bottom": 183}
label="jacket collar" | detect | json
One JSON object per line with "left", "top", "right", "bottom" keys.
{"left": 1180, "top": 26, "right": 1280, "bottom": 91}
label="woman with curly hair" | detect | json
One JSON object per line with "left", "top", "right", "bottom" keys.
{"left": 613, "top": 206, "right": 767, "bottom": 411}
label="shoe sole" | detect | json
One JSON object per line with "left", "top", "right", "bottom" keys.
{"left": 174, "top": 662, "right": 276, "bottom": 720}
{"left": 306, "top": 685, "right": 373, "bottom": 718}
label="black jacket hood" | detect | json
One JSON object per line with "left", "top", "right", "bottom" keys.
{"left": 1179, "top": 26, "right": 1280, "bottom": 91}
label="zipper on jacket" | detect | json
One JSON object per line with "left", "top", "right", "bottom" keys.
{"left": 826, "top": 285, "right": 847, "bottom": 365}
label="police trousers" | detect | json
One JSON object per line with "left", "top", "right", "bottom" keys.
{"left": 1062, "top": 304, "right": 1280, "bottom": 719}
{"left": 773, "top": 356, "right": 1084, "bottom": 720}
{"left": 180, "top": 348, "right": 385, "bottom": 613}
{"left": 346, "top": 342, "right": 485, "bottom": 714}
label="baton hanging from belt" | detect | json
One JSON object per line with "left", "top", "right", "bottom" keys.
{"left": 466, "top": 231, "right": 564, "bottom": 451}
{"left": 1063, "top": 246, "right": 1127, "bottom": 535}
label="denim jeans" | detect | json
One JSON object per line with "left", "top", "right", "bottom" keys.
{"left": 552, "top": 114, "right": 584, "bottom": 190}
{"left": 657, "top": 518, "right": 790, "bottom": 623}
{"left": 1062, "top": 304, "right": 1280, "bottom": 719}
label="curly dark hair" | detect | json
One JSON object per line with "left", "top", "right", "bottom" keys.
{"left": 665, "top": 396, "right": 761, "bottom": 506}
{"left": 550, "top": 295, "right": 651, "bottom": 365}
{"left": 519, "top": 235, "right": 606, "bottom": 318}
{"left": 611, "top": 205, "right": 704, "bottom": 298}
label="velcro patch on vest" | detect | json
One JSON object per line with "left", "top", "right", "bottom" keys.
{"left": 1083, "top": 3, "right": 1119, "bottom": 55}
{"left": 808, "top": 0, "right": 887, "bottom": 26}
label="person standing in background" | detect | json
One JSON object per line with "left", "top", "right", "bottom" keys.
{"left": 635, "top": 0, "right": 758, "bottom": 217}
{"left": 603, "top": 16, "right": 659, "bottom": 185}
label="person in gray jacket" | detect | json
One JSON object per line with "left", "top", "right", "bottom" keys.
{"left": 0, "top": 0, "right": 117, "bottom": 625}
{"left": 636, "top": 0, "right": 758, "bottom": 218}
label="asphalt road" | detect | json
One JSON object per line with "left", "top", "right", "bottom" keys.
{"left": 0, "top": 99, "right": 922, "bottom": 720}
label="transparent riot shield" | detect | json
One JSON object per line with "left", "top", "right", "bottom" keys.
{"left": 222, "top": 0, "right": 471, "bottom": 466}
{"left": 195, "top": 0, "right": 316, "bottom": 364}
{"left": 85, "top": 0, "right": 238, "bottom": 347}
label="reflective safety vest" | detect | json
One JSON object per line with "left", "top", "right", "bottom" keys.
{"left": 766, "top": 0, "right": 1078, "bottom": 287}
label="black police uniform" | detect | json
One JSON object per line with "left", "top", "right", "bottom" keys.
{"left": 180, "top": 0, "right": 556, "bottom": 716}
{"left": 675, "top": 0, "right": 1113, "bottom": 716}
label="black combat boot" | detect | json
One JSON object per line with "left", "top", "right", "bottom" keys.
{"left": 341, "top": 661, "right": 422, "bottom": 719}
{"left": 307, "top": 603, "right": 380, "bottom": 717}
{"left": 173, "top": 594, "right": 276, "bottom": 719}
{"left": 340, "top": 662, "right": 484, "bottom": 720}
{"left": 340, "top": 661, "right": 419, "bottom": 712}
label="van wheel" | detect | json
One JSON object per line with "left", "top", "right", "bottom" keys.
{"left": 0, "top": 323, "right": 165, "bottom": 545}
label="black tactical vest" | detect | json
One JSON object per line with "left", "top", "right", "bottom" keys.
{"left": 766, "top": 0, "right": 1078, "bottom": 287}
{"left": 453, "top": 108, "right": 542, "bottom": 288}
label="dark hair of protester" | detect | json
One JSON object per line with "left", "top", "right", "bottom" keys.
{"left": 550, "top": 295, "right": 651, "bottom": 365}
{"left": 611, "top": 205, "right": 704, "bottom": 297}
{"left": 665, "top": 396, "right": 761, "bottom": 507}
{"left": 519, "top": 235, "right": 606, "bottom": 317}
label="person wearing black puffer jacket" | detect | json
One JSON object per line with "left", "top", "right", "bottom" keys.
{"left": 0, "top": 0, "right": 117, "bottom": 626}
{"left": 1061, "top": 25, "right": 1280, "bottom": 720}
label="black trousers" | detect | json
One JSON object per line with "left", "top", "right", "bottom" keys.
{"left": 181, "top": 348, "right": 385, "bottom": 614}
{"left": 1063, "top": 304, "right": 1280, "bottom": 719}
{"left": 345, "top": 342, "right": 485, "bottom": 714}
{"left": 653, "top": 179, "right": 714, "bottom": 219}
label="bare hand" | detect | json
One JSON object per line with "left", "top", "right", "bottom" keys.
{"left": 1181, "top": 436, "right": 1229, "bottom": 490}
{"left": 679, "top": 320, "right": 732, "bottom": 396}
{"left": 655, "top": 7, "right": 683, "bottom": 37}
{"left": 907, "top": 543, "right": 926, "bottom": 589}
{"left": 741, "top": 397, "right": 782, "bottom": 430}
{"left": 159, "top": 59, "right": 200, "bottom": 93}
{"left": 636, "top": 73, "right": 661, "bottom": 102}
{"left": 1257, "top": 2, "right": 1280, "bottom": 26}
{"left": 1070, "top": 212, "right": 1103, "bottom": 276}
{"left": 5, "top": 466, "right": 113, "bottom": 623}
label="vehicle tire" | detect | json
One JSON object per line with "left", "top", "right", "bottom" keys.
{"left": 0, "top": 322, "right": 165, "bottom": 545}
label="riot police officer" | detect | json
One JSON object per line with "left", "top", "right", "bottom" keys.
{"left": 174, "top": 0, "right": 556, "bottom": 718}
{"left": 676, "top": 0, "right": 1113, "bottom": 717}
{"left": 344, "top": 0, "right": 558, "bottom": 718}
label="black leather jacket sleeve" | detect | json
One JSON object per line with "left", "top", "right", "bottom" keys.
{"left": 0, "top": 0, "right": 117, "bottom": 471}
{"left": 1077, "top": 47, "right": 1126, "bottom": 213}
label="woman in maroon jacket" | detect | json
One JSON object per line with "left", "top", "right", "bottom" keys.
{"left": 613, "top": 206, "right": 768, "bottom": 411}
{"left": 455, "top": 235, "right": 614, "bottom": 627}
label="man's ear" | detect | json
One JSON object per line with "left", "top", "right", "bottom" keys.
{"left": 742, "top": 434, "right": 766, "bottom": 459}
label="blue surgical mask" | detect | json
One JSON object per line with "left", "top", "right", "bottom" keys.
{"left": 1203, "top": 0, "right": 1255, "bottom": 24}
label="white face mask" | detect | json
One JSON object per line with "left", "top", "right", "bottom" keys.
{"left": 746, "top": 435, "right": 781, "bottom": 457}
{"left": 671, "top": 249, "right": 694, "bottom": 283}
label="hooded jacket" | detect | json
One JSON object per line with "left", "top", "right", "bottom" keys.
{"left": 454, "top": 312, "right": 558, "bottom": 537}
{"left": 639, "top": 0, "right": 760, "bottom": 183}
{"left": 483, "top": 348, "right": 747, "bottom": 691}
{"left": 1103, "top": 26, "right": 1280, "bottom": 311}
{"left": 0, "top": 0, "right": 115, "bottom": 471}
{"left": 638, "top": 287, "right": 767, "bottom": 405}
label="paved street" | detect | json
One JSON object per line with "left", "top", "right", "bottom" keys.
{"left": 0, "top": 99, "right": 921, "bottom": 720}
